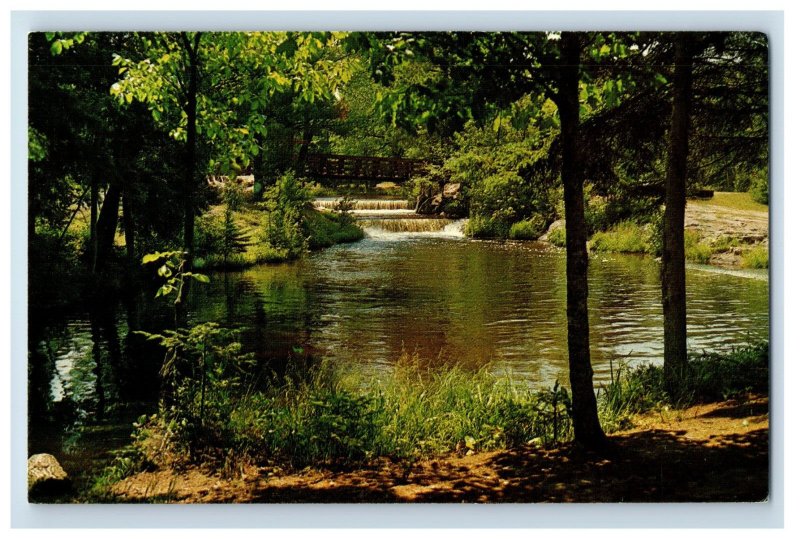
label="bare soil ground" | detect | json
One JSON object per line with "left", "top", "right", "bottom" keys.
{"left": 686, "top": 195, "right": 769, "bottom": 268}
{"left": 111, "top": 394, "right": 769, "bottom": 503}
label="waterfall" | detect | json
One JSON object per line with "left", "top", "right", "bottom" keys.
{"left": 313, "top": 198, "right": 413, "bottom": 211}
{"left": 313, "top": 198, "right": 466, "bottom": 240}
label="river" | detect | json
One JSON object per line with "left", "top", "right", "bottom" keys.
{"left": 28, "top": 198, "right": 769, "bottom": 477}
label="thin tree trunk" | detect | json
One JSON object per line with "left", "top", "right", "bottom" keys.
{"left": 662, "top": 35, "right": 693, "bottom": 400}
{"left": 95, "top": 183, "right": 121, "bottom": 271}
{"left": 90, "top": 177, "right": 98, "bottom": 273}
{"left": 557, "top": 32, "right": 606, "bottom": 451}
{"left": 122, "top": 185, "right": 136, "bottom": 266}
{"left": 295, "top": 125, "right": 313, "bottom": 176}
{"left": 182, "top": 32, "right": 201, "bottom": 265}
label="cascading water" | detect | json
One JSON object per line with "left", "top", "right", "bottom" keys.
{"left": 314, "top": 198, "right": 467, "bottom": 240}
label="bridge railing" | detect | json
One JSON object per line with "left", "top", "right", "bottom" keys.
{"left": 305, "top": 153, "right": 427, "bottom": 184}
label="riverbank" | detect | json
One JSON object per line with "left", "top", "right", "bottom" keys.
{"left": 541, "top": 192, "right": 768, "bottom": 270}
{"left": 106, "top": 392, "right": 768, "bottom": 503}
{"left": 194, "top": 202, "right": 364, "bottom": 270}
{"left": 85, "top": 344, "right": 768, "bottom": 503}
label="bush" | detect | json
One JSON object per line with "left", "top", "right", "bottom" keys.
{"left": 684, "top": 230, "right": 713, "bottom": 264}
{"left": 547, "top": 226, "right": 566, "bottom": 247}
{"left": 262, "top": 171, "right": 311, "bottom": 256}
{"left": 590, "top": 221, "right": 650, "bottom": 254}
{"left": 749, "top": 170, "right": 769, "bottom": 205}
{"left": 742, "top": 245, "right": 769, "bottom": 269}
{"left": 599, "top": 342, "right": 769, "bottom": 427}
{"left": 509, "top": 216, "right": 547, "bottom": 240}
{"left": 465, "top": 214, "right": 509, "bottom": 239}
{"left": 303, "top": 208, "right": 364, "bottom": 250}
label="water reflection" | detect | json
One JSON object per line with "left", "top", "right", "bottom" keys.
{"left": 29, "top": 234, "right": 769, "bottom": 472}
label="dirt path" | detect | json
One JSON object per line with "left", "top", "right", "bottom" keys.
{"left": 110, "top": 394, "right": 769, "bottom": 503}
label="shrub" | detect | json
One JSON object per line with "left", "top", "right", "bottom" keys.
{"left": 749, "top": 170, "right": 769, "bottom": 205}
{"left": 684, "top": 230, "right": 713, "bottom": 264}
{"left": 547, "top": 226, "right": 566, "bottom": 247}
{"left": 590, "top": 220, "right": 650, "bottom": 254}
{"left": 509, "top": 216, "right": 547, "bottom": 240}
{"left": 303, "top": 209, "right": 364, "bottom": 250}
{"left": 465, "top": 214, "right": 509, "bottom": 239}
{"left": 262, "top": 171, "right": 311, "bottom": 256}
{"left": 742, "top": 245, "right": 769, "bottom": 269}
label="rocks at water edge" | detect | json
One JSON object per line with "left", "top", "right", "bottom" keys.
{"left": 416, "top": 182, "right": 464, "bottom": 217}
{"left": 539, "top": 219, "right": 565, "bottom": 242}
{"left": 28, "top": 453, "right": 71, "bottom": 499}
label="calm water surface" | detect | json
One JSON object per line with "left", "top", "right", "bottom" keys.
{"left": 28, "top": 216, "right": 769, "bottom": 474}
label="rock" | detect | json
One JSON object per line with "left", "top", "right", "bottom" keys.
{"left": 539, "top": 219, "right": 565, "bottom": 242}
{"left": 442, "top": 182, "right": 461, "bottom": 199}
{"left": 28, "top": 453, "right": 70, "bottom": 499}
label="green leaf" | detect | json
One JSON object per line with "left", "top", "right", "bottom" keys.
{"left": 50, "top": 41, "right": 63, "bottom": 56}
{"left": 190, "top": 273, "right": 210, "bottom": 283}
{"left": 142, "top": 252, "right": 165, "bottom": 264}
{"left": 155, "top": 285, "right": 174, "bottom": 298}
{"left": 157, "top": 264, "right": 172, "bottom": 278}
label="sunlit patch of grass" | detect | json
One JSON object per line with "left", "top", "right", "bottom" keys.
{"left": 684, "top": 230, "right": 713, "bottom": 264}
{"left": 741, "top": 245, "right": 769, "bottom": 269}
{"left": 691, "top": 191, "right": 768, "bottom": 213}
{"left": 590, "top": 221, "right": 651, "bottom": 254}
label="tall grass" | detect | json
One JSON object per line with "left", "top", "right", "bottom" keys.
{"left": 590, "top": 221, "right": 651, "bottom": 254}
{"left": 125, "top": 340, "right": 768, "bottom": 476}
{"left": 599, "top": 342, "right": 768, "bottom": 430}
{"left": 138, "top": 352, "right": 574, "bottom": 470}
{"left": 742, "top": 245, "right": 769, "bottom": 269}
{"left": 684, "top": 229, "right": 713, "bottom": 264}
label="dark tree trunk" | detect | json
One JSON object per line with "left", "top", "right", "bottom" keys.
{"left": 557, "top": 32, "right": 606, "bottom": 451}
{"left": 294, "top": 125, "right": 313, "bottom": 176}
{"left": 95, "top": 183, "right": 121, "bottom": 270}
{"left": 662, "top": 35, "right": 693, "bottom": 400}
{"left": 90, "top": 176, "right": 98, "bottom": 273}
{"left": 122, "top": 184, "right": 136, "bottom": 266}
{"left": 182, "top": 32, "right": 201, "bottom": 264}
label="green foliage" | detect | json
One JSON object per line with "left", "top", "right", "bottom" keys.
{"left": 599, "top": 343, "right": 769, "bottom": 425}
{"left": 262, "top": 172, "right": 312, "bottom": 256}
{"left": 439, "top": 114, "right": 558, "bottom": 238}
{"left": 742, "top": 245, "right": 769, "bottom": 269}
{"left": 142, "top": 251, "right": 209, "bottom": 305}
{"left": 749, "top": 171, "right": 769, "bottom": 205}
{"left": 303, "top": 209, "right": 364, "bottom": 250}
{"left": 590, "top": 221, "right": 651, "bottom": 254}
{"left": 509, "top": 217, "right": 547, "bottom": 240}
{"left": 684, "top": 230, "right": 713, "bottom": 264}
{"left": 142, "top": 323, "right": 253, "bottom": 445}
{"left": 547, "top": 226, "right": 566, "bottom": 247}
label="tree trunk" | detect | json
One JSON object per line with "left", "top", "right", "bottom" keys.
{"left": 294, "top": 125, "right": 313, "bottom": 176}
{"left": 95, "top": 183, "right": 121, "bottom": 270}
{"left": 662, "top": 35, "right": 693, "bottom": 400}
{"left": 122, "top": 184, "right": 136, "bottom": 266}
{"left": 90, "top": 176, "right": 98, "bottom": 273}
{"left": 557, "top": 32, "right": 606, "bottom": 451}
{"left": 182, "top": 32, "right": 201, "bottom": 264}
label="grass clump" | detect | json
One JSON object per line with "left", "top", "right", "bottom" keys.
{"left": 509, "top": 216, "right": 546, "bottom": 240}
{"left": 741, "top": 245, "right": 769, "bottom": 269}
{"left": 598, "top": 342, "right": 769, "bottom": 430}
{"left": 303, "top": 208, "right": 364, "bottom": 250}
{"left": 684, "top": 230, "right": 713, "bottom": 264}
{"left": 547, "top": 226, "right": 566, "bottom": 247}
{"left": 465, "top": 214, "right": 509, "bottom": 239}
{"left": 590, "top": 220, "right": 650, "bottom": 254}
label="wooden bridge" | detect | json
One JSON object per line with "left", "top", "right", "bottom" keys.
{"left": 305, "top": 153, "right": 427, "bottom": 186}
